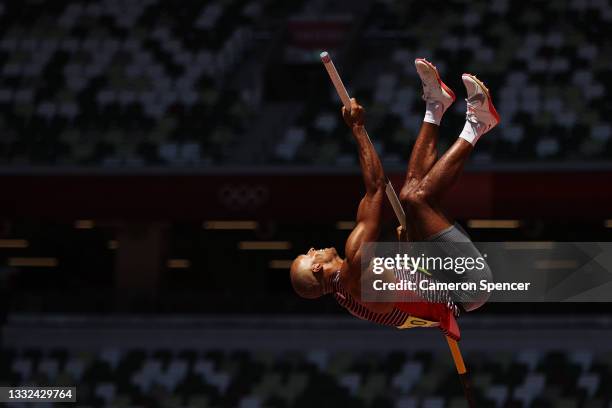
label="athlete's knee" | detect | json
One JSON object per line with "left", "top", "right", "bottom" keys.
{"left": 400, "top": 182, "right": 429, "bottom": 208}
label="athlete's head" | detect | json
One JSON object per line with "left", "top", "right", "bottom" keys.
{"left": 290, "top": 247, "right": 343, "bottom": 299}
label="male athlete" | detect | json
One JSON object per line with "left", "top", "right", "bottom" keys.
{"left": 290, "top": 59, "right": 499, "bottom": 330}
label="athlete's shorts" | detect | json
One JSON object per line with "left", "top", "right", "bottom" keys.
{"left": 426, "top": 223, "right": 492, "bottom": 312}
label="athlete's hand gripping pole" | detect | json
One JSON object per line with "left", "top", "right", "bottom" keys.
{"left": 320, "top": 51, "right": 406, "bottom": 230}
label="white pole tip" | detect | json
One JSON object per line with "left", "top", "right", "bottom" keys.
{"left": 320, "top": 51, "right": 330, "bottom": 63}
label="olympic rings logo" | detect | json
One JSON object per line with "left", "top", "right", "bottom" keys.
{"left": 218, "top": 184, "right": 269, "bottom": 210}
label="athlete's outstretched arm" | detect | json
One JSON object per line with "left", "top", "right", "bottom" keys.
{"left": 343, "top": 99, "right": 386, "bottom": 197}
{"left": 340, "top": 99, "right": 394, "bottom": 312}
{"left": 342, "top": 98, "right": 385, "bottom": 267}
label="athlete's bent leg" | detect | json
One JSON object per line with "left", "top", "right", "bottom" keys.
{"left": 406, "top": 59, "right": 455, "bottom": 181}
{"left": 401, "top": 59, "right": 455, "bottom": 240}
{"left": 403, "top": 73, "right": 500, "bottom": 238}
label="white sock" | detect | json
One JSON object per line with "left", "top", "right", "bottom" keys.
{"left": 458, "top": 120, "right": 482, "bottom": 145}
{"left": 423, "top": 101, "right": 444, "bottom": 126}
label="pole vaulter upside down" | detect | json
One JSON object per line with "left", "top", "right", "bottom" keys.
{"left": 290, "top": 53, "right": 501, "bottom": 407}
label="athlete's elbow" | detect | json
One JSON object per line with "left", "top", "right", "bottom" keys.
{"left": 367, "top": 178, "right": 386, "bottom": 196}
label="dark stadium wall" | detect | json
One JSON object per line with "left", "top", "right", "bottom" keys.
{"left": 0, "top": 171, "right": 611, "bottom": 220}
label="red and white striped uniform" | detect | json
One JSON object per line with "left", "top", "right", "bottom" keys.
{"left": 330, "top": 270, "right": 461, "bottom": 339}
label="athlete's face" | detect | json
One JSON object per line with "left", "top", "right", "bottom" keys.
{"left": 289, "top": 247, "right": 341, "bottom": 299}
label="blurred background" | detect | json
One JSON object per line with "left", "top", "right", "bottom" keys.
{"left": 0, "top": 0, "right": 611, "bottom": 407}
